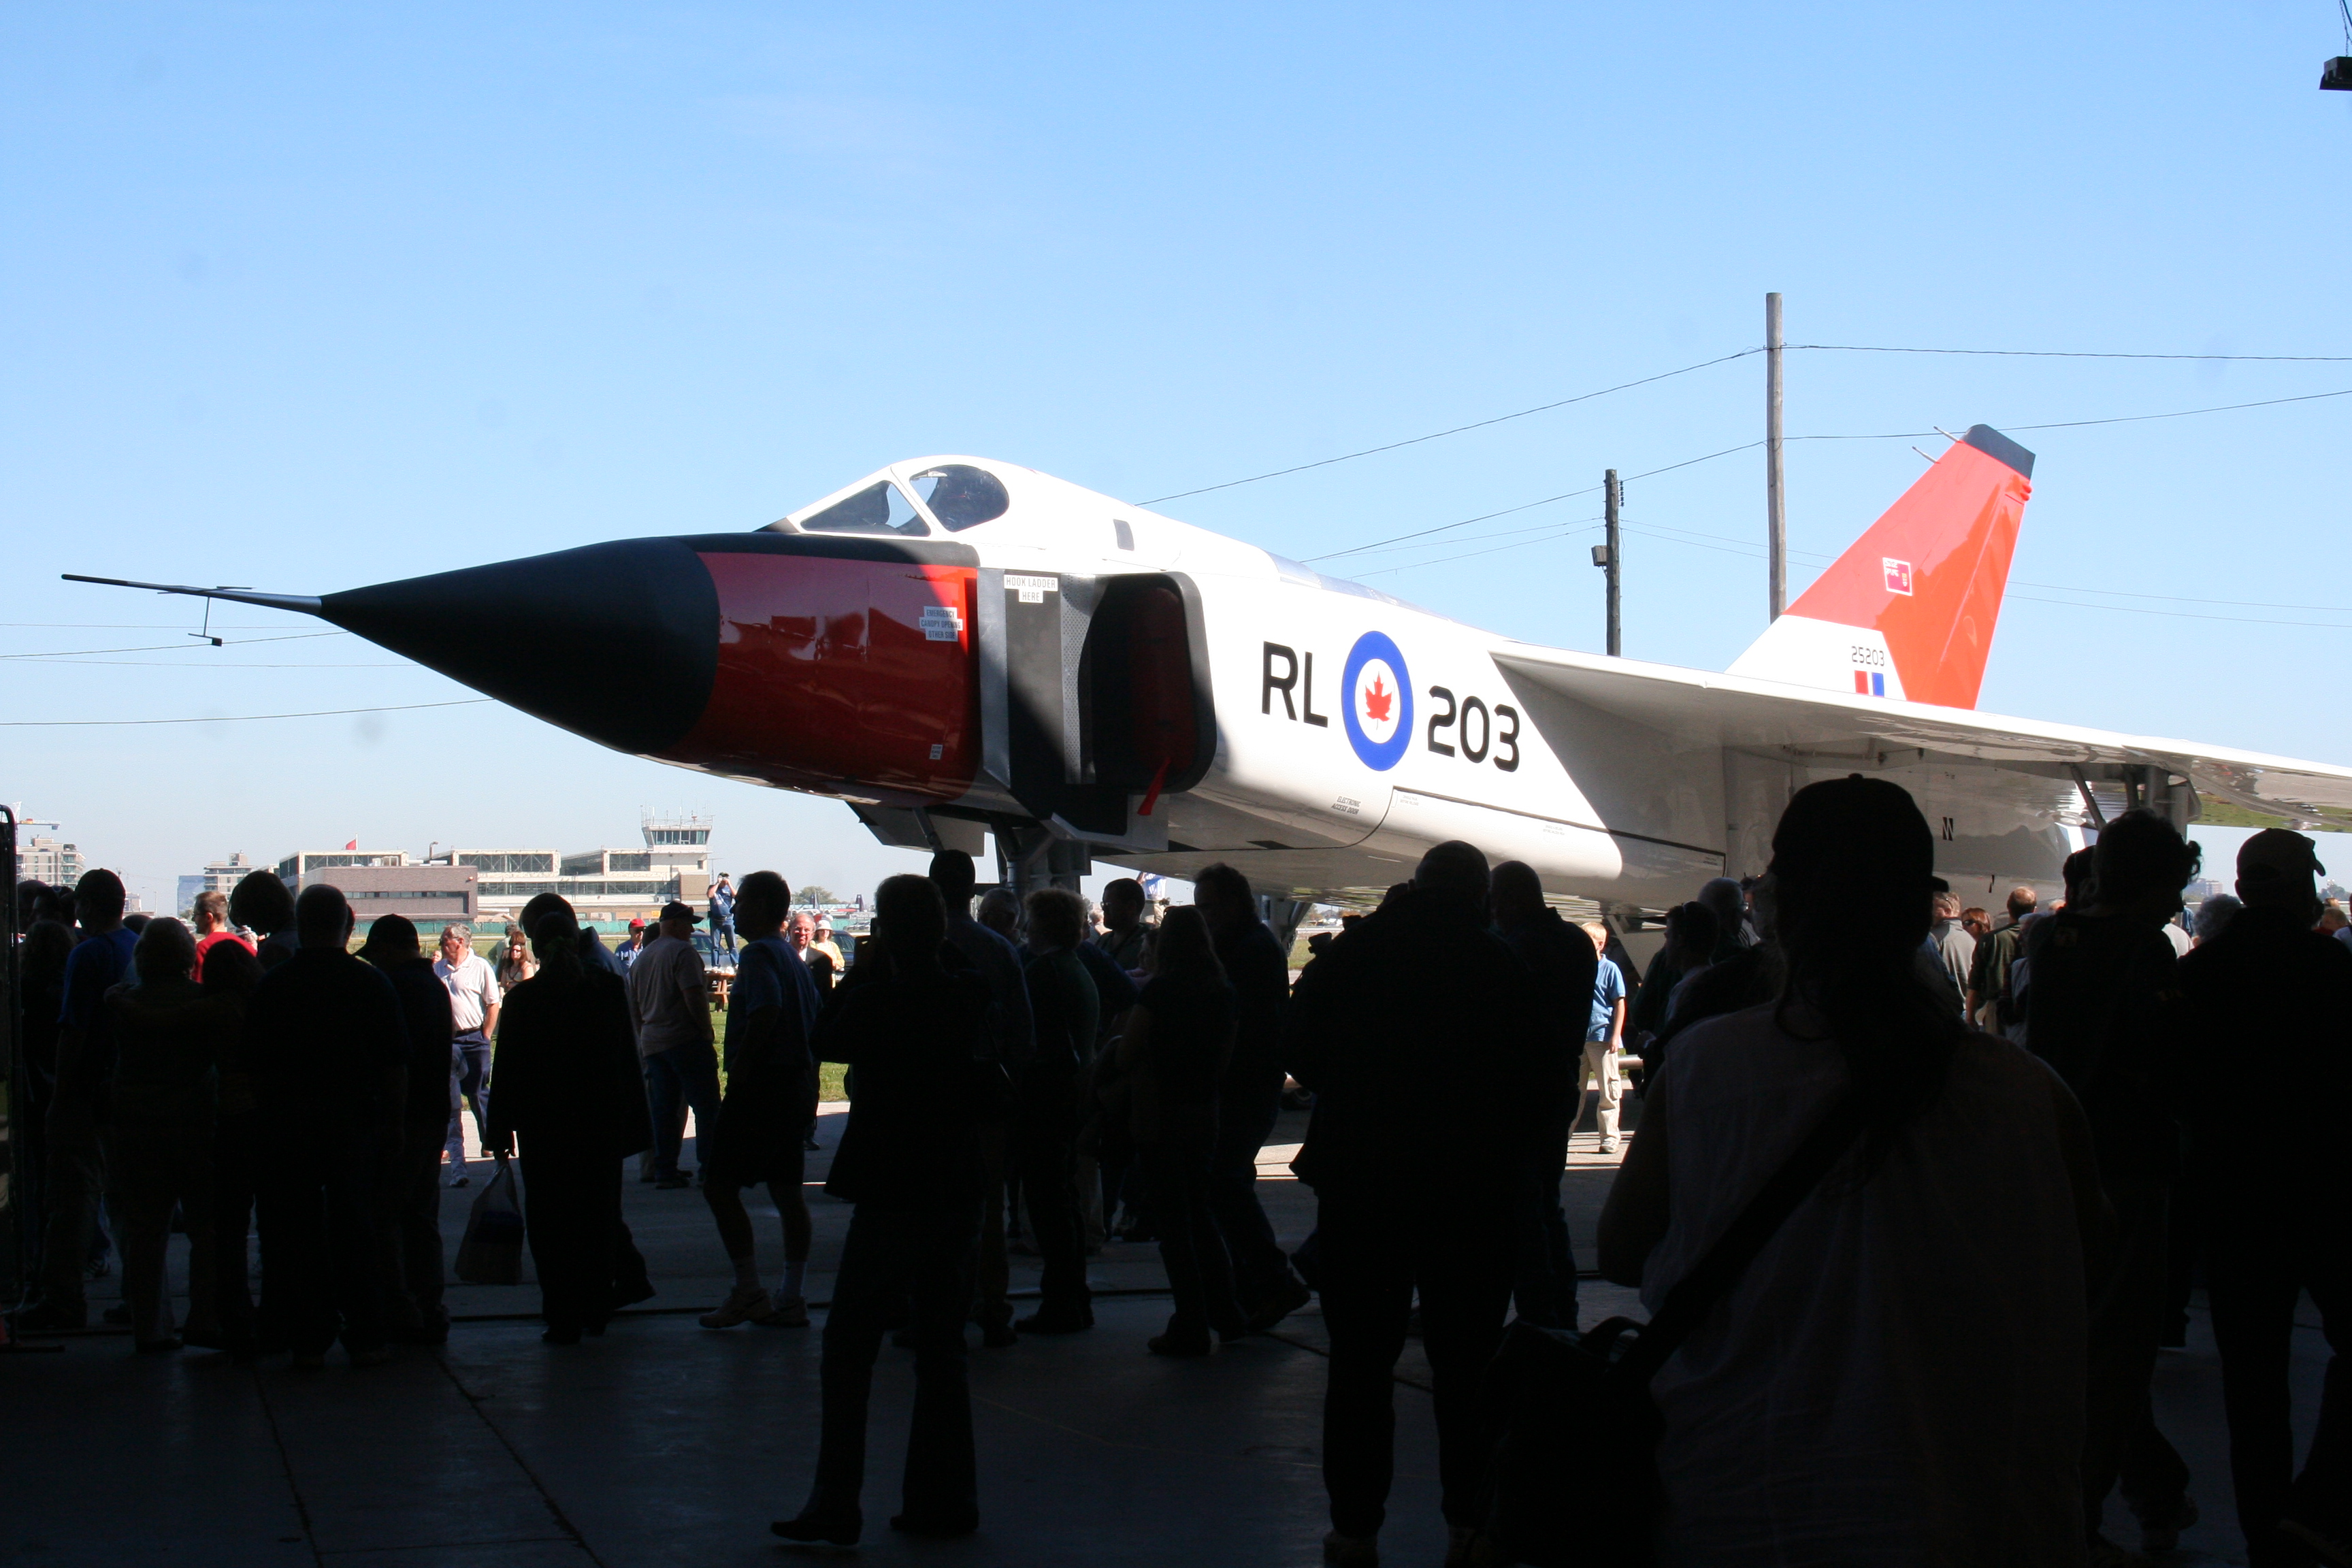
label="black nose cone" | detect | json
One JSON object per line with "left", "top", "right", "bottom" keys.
{"left": 322, "top": 538, "right": 719, "bottom": 755}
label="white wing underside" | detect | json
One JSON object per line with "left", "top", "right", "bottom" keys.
{"left": 1492, "top": 642, "right": 2352, "bottom": 820}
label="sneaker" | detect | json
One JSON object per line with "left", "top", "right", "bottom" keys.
{"left": 654, "top": 1174, "right": 693, "bottom": 1190}
{"left": 981, "top": 1322, "right": 1019, "bottom": 1348}
{"left": 2136, "top": 1494, "right": 2197, "bottom": 1555}
{"left": 1245, "top": 1275, "right": 1313, "bottom": 1334}
{"left": 84, "top": 1256, "right": 112, "bottom": 1281}
{"left": 102, "top": 1304, "right": 131, "bottom": 1326}
{"left": 1323, "top": 1528, "right": 1379, "bottom": 1567}
{"left": 349, "top": 1345, "right": 393, "bottom": 1368}
{"left": 698, "top": 1285, "right": 774, "bottom": 1328}
{"left": 757, "top": 1297, "right": 811, "bottom": 1328}
{"left": 1148, "top": 1330, "right": 1213, "bottom": 1356}
{"left": 1599, "top": 1138, "right": 1620, "bottom": 1155}
{"left": 443, "top": 1175, "right": 471, "bottom": 1189}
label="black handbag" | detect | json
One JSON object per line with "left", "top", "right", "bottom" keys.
{"left": 1478, "top": 1096, "right": 1867, "bottom": 1567}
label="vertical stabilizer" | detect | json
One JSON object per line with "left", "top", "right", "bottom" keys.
{"left": 1725, "top": 424, "right": 2032, "bottom": 709}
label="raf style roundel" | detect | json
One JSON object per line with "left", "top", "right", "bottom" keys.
{"left": 1340, "top": 630, "right": 1413, "bottom": 771}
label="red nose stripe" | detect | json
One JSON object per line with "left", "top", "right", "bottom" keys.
{"left": 663, "top": 552, "right": 979, "bottom": 801}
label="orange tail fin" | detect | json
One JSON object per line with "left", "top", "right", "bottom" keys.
{"left": 1726, "top": 424, "right": 2032, "bottom": 709}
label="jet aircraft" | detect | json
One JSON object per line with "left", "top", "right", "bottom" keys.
{"left": 70, "top": 426, "right": 2352, "bottom": 911}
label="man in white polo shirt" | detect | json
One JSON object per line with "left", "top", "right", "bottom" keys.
{"left": 433, "top": 923, "right": 502, "bottom": 1188}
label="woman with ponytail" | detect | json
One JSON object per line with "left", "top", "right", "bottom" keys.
{"left": 1599, "top": 775, "right": 2112, "bottom": 1565}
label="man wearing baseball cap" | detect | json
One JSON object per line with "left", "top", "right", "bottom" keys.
{"left": 628, "top": 900, "right": 717, "bottom": 1188}
{"left": 615, "top": 917, "right": 649, "bottom": 974}
{"left": 2178, "top": 828, "right": 2351, "bottom": 1565}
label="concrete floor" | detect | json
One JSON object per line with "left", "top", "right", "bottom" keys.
{"left": 2, "top": 1104, "right": 2332, "bottom": 1567}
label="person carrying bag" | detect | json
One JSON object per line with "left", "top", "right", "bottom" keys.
{"left": 453, "top": 1154, "right": 525, "bottom": 1286}
{"left": 1475, "top": 1096, "right": 1864, "bottom": 1567}
{"left": 1486, "top": 775, "right": 2105, "bottom": 1568}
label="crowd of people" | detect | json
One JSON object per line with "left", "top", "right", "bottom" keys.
{"left": 8, "top": 783, "right": 2348, "bottom": 1565}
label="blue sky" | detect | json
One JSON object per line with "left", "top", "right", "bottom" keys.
{"left": 7, "top": 3, "right": 2349, "bottom": 913}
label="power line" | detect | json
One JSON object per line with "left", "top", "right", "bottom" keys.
{"left": 1136, "top": 349, "right": 1763, "bottom": 506}
{"left": 1303, "top": 443, "right": 1763, "bottom": 564}
{"left": 1358, "top": 522, "right": 1607, "bottom": 578}
{"left": 0, "top": 630, "right": 346, "bottom": 661}
{"left": 1797, "top": 343, "right": 2352, "bottom": 363}
{"left": 1336, "top": 513, "right": 1605, "bottom": 563}
{"left": 0, "top": 698, "right": 494, "bottom": 728}
{"left": 1781, "top": 385, "right": 2352, "bottom": 440}
{"left": 19, "top": 659, "right": 421, "bottom": 668}
{"left": 1614, "top": 523, "right": 2351, "bottom": 630}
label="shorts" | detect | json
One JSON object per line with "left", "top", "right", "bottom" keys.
{"left": 702, "top": 1076, "right": 813, "bottom": 1191}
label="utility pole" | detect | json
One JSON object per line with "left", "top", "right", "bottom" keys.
{"left": 1592, "top": 468, "right": 1622, "bottom": 656}
{"left": 1765, "top": 291, "right": 1786, "bottom": 619}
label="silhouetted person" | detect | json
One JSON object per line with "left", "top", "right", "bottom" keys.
{"left": 698, "top": 871, "right": 821, "bottom": 1330}
{"left": 248, "top": 883, "right": 406, "bottom": 1367}
{"left": 1600, "top": 775, "right": 2108, "bottom": 1564}
{"left": 1696, "top": 875, "right": 1752, "bottom": 956}
{"left": 1284, "top": 840, "right": 1546, "bottom": 1566}
{"left": 19, "top": 869, "right": 139, "bottom": 1331}
{"left": 1101, "top": 904, "right": 1244, "bottom": 1352}
{"left": 515, "top": 892, "right": 657, "bottom": 1309}
{"left": 483, "top": 910, "right": 651, "bottom": 1342}
{"left": 1646, "top": 883, "right": 1788, "bottom": 1076}
{"left": 1490, "top": 860, "right": 1597, "bottom": 1330}
{"left": 1092, "top": 877, "right": 1154, "bottom": 970}
{"left": 197, "top": 938, "right": 265, "bottom": 1354}
{"left": 928, "top": 849, "right": 1033, "bottom": 1346}
{"left": 2177, "top": 830, "right": 2352, "bottom": 1564}
{"left": 976, "top": 886, "right": 1021, "bottom": 941}
{"left": 105, "top": 918, "right": 229, "bottom": 1351}
{"left": 1068, "top": 928, "right": 1139, "bottom": 1254}
{"left": 228, "top": 866, "right": 298, "bottom": 970}
{"left": 521, "top": 889, "right": 627, "bottom": 978}
{"left": 774, "top": 875, "right": 998, "bottom": 1546}
{"left": 1014, "top": 887, "right": 1100, "bottom": 1333}
{"left": 629, "top": 900, "right": 717, "bottom": 1187}
{"left": 359, "top": 914, "right": 457, "bottom": 1345}
{"left": 12, "top": 917, "right": 72, "bottom": 1299}
{"left": 1659, "top": 900, "right": 1722, "bottom": 1028}
{"left": 1194, "top": 862, "right": 1313, "bottom": 1330}
{"left": 2025, "top": 808, "right": 2202, "bottom": 1558}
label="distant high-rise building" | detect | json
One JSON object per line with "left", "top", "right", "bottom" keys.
{"left": 19, "top": 835, "right": 85, "bottom": 889}
{"left": 178, "top": 851, "right": 259, "bottom": 916}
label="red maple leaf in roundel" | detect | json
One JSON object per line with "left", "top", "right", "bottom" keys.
{"left": 1362, "top": 674, "right": 1393, "bottom": 723}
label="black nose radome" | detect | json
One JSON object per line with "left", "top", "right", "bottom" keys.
{"left": 321, "top": 538, "right": 719, "bottom": 755}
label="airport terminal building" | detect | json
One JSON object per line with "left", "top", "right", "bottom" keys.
{"left": 267, "top": 814, "right": 714, "bottom": 934}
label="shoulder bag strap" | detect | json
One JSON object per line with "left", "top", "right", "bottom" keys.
{"left": 1621, "top": 1092, "right": 1868, "bottom": 1382}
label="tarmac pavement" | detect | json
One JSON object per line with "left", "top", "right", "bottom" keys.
{"left": 1, "top": 1101, "right": 2330, "bottom": 1566}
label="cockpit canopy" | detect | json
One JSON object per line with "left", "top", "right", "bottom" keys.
{"left": 764, "top": 462, "right": 1011, "bottom": 538}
